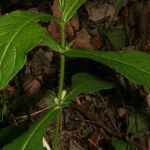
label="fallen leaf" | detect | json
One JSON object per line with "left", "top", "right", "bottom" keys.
{"left": 85, "top": 1, "right": 116, "bottom": 21}
{"left": 48, "top": 22, "right": 60, "bottom": 40}
{"left": 90, "top": 36, "right": 102, "bottom": 49}
{"left": 23, "top": 76, "right": 42, "bottom": 94}
{"left": 51, "top": 0, "right": 61, "bottom": 18}
{"left": 66, "top": 15, "right": 80, "bottom": 38}
{"left": 72, "top": 27, "right": 94, "bottom": 50}
{"left": 23, "top": 49, "right": 52, "bottom": 94}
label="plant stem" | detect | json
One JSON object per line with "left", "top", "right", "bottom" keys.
{"left": 53, "top": 22, "right": 65, "bottom": 150}
{"left": 57, "top": 55, "right": 65, "bottom": 101}
{"left": 53, "top": 111, "right": 61, "bottom": 150}
{"left": 57, "top": 22, "right": 65, "bottom": 101}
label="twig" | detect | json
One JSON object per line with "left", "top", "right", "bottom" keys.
{"left": 12, "top": 105, "right": 52, "bottom": 124}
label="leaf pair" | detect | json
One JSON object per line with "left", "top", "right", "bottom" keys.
{"left": 1, "top": 72, "right": 112, "bottom": 150}
{"left": 1, "top": 10, "right": 150, "bottom": 92}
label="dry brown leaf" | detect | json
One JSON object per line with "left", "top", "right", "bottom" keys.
{"left": 72, "top": 27, "right": 94, "bottom": 50}
{"left": 51, "top": 0, "right": 61, "bottom": 18}
{"left": 48, "top": 22, "right": 60, "bottom": 40}
{"left": 23, "top": 49, "right": 52, "bottom": 94}
{"left": 48, "top": 0, "right": 61, "bottom": 40}
{"left": 90, "top": 36, "right": 102, "bottom": 49}
{"left": 24, "top": 76, "right": 42, "bottom": 94}
{"left": 85, "top": 1, "right": 116, "bottom": 22}
{"left": 66, "top": 15, "right": 80, "bottom": 38}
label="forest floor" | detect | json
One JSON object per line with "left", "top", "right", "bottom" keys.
{"left": 0, "top": 0, "right": 150, "bottom": 150}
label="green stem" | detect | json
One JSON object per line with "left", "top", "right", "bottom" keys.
{"left": 53, "top": 111, "right": 61, "bottom": 150}
{"left": 53, "top": 22, "right": 65, "bottom": 150}
{"left": 57, "top": 22, "right": 65, "bottom": 101}
{"left": 60, "top": 22, "right": 65, "bottom": 49}
{"left": 57, "top": 55, "right": 65, "bottom": 101}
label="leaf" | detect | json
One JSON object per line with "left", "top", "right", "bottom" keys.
{"left": 112, "top": 0, "right": 123, "bottom": 7}
{"left": 42, "top": 32, "right": 61, "bottom": 52}
{"left": 2, "top": 107, "right": 60, "bottom": 150}
{"left": 64, "top": 72, "right": 113, "bottom": 105}
{"left": 128, "top": 113, "right": 150, "bottom": 138}
{"left": 72, "top": 27, "right": 95, "bottom": 50}
{"left": 59, "top": 0, "right": 86, "bottom": 22}
{"left": 59, "top": 0, "right": 65, "bottom": 11}
{"left": 65, "top": 48, "right": 150, "bottom": 91}
{"left": 0, "top": 126, "right": 26, "bottom": 149}
{"left": 107, "top": 26, "right": 127, "bottom": 49}
{"left": 112, "top": 139, "right": 135, "bottom": 150}
{"left": 0, "top": 10, "right": 60, "bottom": 90}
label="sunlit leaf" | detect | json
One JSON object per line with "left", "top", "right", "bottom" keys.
{"left": 0, "top": 10, "right": 60, "bottom": 90}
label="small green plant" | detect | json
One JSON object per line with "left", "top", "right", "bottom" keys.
{"left": 0, "top": 0, "right": 150, "bottom": 149}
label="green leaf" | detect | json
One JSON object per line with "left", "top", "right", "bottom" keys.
{"left": 107, "top": 26, "right": 127, "bottom": 49}
{"left": 64, "top": 72, "right": 113, "bottom": 105}
{"left": 65, "top": 48, "right": 150, "bottom": 91}
{"left": 112, "top": 0, "right": 123, "bottom": 7}
{"left": 128, "top": 113, "right": 150, "bottom": 138}
{"left": 59, "top": 0, "right": 65, "bottom": 11}
{"left": 2, "top": 107, "right": 60, "bottom": 150}
{"left": 59, "top": 0, "right": 86, "bottom": 22}
{"left": 0, "top": 10, "right": 60, "bottom": 90}
{"left": 112, "top": 139, "right": 135, "bottom": 150}
{"left": 0, "top": 126, "right": 26, "bottom": 149}
{"left": 42, "top": 32, "right": 61, "bottom": 52}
